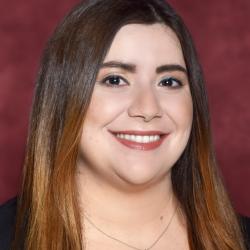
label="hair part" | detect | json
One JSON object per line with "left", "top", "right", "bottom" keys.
{"left": 13, "top": 0, "right": 246, "bottom": 249}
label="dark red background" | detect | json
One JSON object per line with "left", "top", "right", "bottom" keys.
{"left": 0, "top": 0, "right": 249, "bottom": 216}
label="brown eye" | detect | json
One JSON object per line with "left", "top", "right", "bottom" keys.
{"left": 101, "top": 75, "right": 127, "bottom": 87}
{"left": 159, "top": 77, "right": 183, "bottom": 88}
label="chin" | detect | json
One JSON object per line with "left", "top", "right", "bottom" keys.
{"left": 113, "top": 166, "right": 169, "bottom": 190}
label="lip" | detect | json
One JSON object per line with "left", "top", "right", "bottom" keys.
{"left": 108, "top": 130, "right": 168, "bottom": 151}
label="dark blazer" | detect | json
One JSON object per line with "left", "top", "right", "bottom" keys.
{"left": 1, "top": 197, "right": 250, "bottom": 249}
{"left": 0, "top": 197, "right": 17, "bottom": 250}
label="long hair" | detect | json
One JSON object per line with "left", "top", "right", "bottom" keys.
{"left": 12, "top": 0, "right": 246, "bottom": 249}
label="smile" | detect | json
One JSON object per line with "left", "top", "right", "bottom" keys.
{"left": 109, "top": 130, "right": 168, "bottom": 151}
{"left": 116, "top": 134, "right": 160, "bottom": 143}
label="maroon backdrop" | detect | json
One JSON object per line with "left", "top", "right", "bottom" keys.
{"left": 0, "top": 0, "right": 249, "bottom": 216}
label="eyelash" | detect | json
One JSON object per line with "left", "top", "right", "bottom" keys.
{"left": 100, "top": 75, "right": 128, "bottom": 87}
{"left": 159, "top": 77, "right": 183, "bottom": 88}
{"left": 99, "top": 74, "right": 183, "bottom": 88}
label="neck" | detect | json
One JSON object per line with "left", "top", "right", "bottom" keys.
{"left": 76, "top": 170, "right": 177, "bottom": 229}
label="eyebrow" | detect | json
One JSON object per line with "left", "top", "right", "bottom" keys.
{"left": 100, "top": 61, "right": 187, "bottom": 75}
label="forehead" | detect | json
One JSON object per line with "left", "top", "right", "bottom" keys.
{"left": 104, "top": 23, "right": 186, "bottom": 68}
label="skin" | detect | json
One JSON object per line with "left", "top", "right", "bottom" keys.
{"left": 76, "top": 23, "right": 192, "bottom": 249}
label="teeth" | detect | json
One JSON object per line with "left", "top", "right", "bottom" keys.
{"left": 125, "top": 134, "right": 130, "bottom": 140}
{"left": 116, "top": 134, "right": 160, "bottom": 143}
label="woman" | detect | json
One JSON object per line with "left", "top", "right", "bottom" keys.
{"left": 0, "top": 0, "right": 249, "bottom": 249}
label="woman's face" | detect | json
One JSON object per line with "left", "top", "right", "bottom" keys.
{"left": 77, "top": 23, "right": 193, "bottom": 188}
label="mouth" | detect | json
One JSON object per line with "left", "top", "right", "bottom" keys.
{"left": 108, "top": 130, "right": 169, "bottom": 151}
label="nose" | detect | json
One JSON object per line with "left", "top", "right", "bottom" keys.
{"left": 127, "top": 86, "right": 163, "bottom": 122}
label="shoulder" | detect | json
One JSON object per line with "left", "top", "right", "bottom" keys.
{"left": 0, "top": 197, "right": 17, "bottom": 250}
{"left": 240, "top": 215, "right": 250, "bottom": 249}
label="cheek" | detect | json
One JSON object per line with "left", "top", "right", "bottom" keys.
{"left": 161, "top": 91, "right": 193, "bottom": 129}
{"left": 85, "top": 88, "right": 129, "bottom": 127}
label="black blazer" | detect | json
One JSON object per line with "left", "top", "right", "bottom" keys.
{"left": 1, "top": 197, "right": 250, "bottom": 249}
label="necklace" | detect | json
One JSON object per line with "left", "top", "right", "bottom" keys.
{"left": 84, "top": 205, "right": 177, "bottom": 250}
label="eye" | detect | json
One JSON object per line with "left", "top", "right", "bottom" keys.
{"left": 100, "top": 75, "right": 128, "bottom": 87}
{"left": 159, "top": 77, "right": 183, "bottom": 88}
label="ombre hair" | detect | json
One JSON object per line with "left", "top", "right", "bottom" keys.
{"left": 12, "top": 0, "right": 246, "bottom": 249}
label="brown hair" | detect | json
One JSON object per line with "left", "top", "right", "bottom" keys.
{"left": 12, "top": 0, "right": 246, "bottom": 249}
